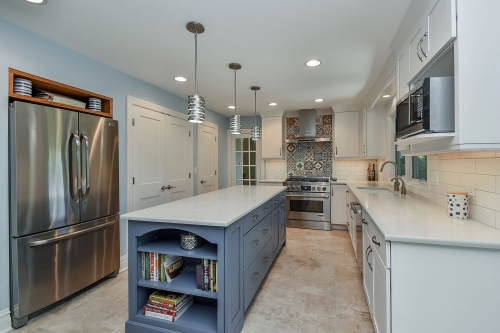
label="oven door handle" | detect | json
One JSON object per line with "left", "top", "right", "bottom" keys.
{"left": 286, "top": 194, "right": 330, "bottom": 199}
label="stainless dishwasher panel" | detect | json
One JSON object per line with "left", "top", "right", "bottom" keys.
{"left": 10, "top": 215, "right": 120, "bottom": 322}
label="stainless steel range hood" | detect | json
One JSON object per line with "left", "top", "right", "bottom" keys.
{"left": 285, "top": 109, "right": 331, "bottom": 143}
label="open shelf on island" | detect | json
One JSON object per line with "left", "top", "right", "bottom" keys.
{"left": 138, "top": 239, "right": 218, "bottom": 260}
{"left": 137, "top": 302, "right": 217, "bottom": 333}
{"left": 138, "top": 270, "right": 218, "bottom": 299}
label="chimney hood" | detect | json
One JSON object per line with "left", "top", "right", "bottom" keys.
{"left": 285, "top": 109, "right": 331, "bottom": 143}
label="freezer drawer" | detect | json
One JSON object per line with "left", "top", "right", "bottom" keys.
{"left": 10, "top": 215, "right": 120, "bottom": 325}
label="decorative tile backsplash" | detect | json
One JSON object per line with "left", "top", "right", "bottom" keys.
{"left": 286, "top": 115, "right": 333, "bottom": 177}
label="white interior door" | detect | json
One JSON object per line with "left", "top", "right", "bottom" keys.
{"left": 198, "top": 122, "right": 218, "bottom": 195}
{"left": 132, "top": 105, "right": 167, "bottom": 210}
{"left": 165, "top": 116, "right": 192, "bottom": 202}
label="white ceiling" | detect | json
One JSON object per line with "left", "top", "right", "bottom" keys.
{"left": 0, "top": 0, "right": 412, "bottom": 116}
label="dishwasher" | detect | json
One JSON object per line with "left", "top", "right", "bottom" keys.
{"left": 350, "top": 202, "right": 364, "bottom": 275}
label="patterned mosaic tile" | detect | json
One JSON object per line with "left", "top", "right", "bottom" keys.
{"left": 285, "top": 115, "right": 333, "bottom": 177}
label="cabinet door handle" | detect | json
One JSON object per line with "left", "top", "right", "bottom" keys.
{"left": 420, "top": 32, "right": 428, "bottom": 57}
{"left": 347, "top": 221, "right": 350, "bottom": 227}
{"left": 349, "top": 209, "right": 353, "bottom": 220}
{"left": 372, "top": 235, "right": 381, "bottom": 247}
{"left": 346, "top": 190, "right": 350, "bottom": 193}
{"left": 252, "top": 272, "right": 260, "bottom": 282}
{"left": 363, "top": 144, "right": 366, "bottom": 155}
{"left": 366, "top": 246, "right": 373, "bottom": 271}
{"left": 262, "top": 228, "right": 269, "bottom": 235}
{"left": 362, "top": 218, "right": 368, "bottom": 225}
{"left": 251, "top": 239, "right": 260, "bottom": 248}
{"left": 263, "top": 256, "right": 270, "bottom": 264}
{"left": 336, "top": 146, "right": 338, "bottom": 155}
{"left": 252, "top": 215, "right": 259, "bottom": 221}
{"left": 417, "top": 38, "right": 424, "bottom": 62}
{"left": 279, "top": 148, "right": 282, "bottom": 156}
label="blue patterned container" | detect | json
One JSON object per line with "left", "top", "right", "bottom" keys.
{"left": 447, "top": 191, "right": 469, "bottom": 219}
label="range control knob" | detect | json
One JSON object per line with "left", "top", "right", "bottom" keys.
{"left": 322, "top": 187, "right": 327, "bottom": 191}
{"left": 291, "top": 186, "right": 296, "bottom": 191}
{"left": 287, "top": 186, "right": 291, "bottom": 190}
{"left": 312, "top": 187, "right": 316, "bottom": 191}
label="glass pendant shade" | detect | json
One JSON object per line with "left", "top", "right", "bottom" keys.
{"left": 251, "top": 125, "right": 260, "bottom": 140}
{"left": 188, "top": 94, "right": 205, "bottom": 123}
{"left": 186, "top": 22, "right": 205, "bottom": 123}
{"left": 230, "top": 114, "right": 241, "bottom": 134}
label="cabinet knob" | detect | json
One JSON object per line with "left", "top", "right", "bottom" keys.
{"left": 262, "top": 228, "right": 269, "bottom": 235}
{"left": 263, "top": 256, "right": 270, "bottom": 264}
{"left": 275, "top": 200, "right": 279, "bottom": 204}
{"left": 252, "top": 272, "right": 260, "bottom": 282}
{"left": 252, "top": 215, "right": 259, "bottom": 221}
{"left": 263, "top": 207, "right": 269, "bottom": 212}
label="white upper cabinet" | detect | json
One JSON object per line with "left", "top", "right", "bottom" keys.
{"left": 334, "top": 111, "right": 360, "bottom": 158}
{"left": 398, "top": 0, "right": 457, "bottom": 99}
{"left": 262, "top": 116, "right": 283, "bottom": 159}
{"left": 363, "top": 107, "right": 386, "bottom": 159}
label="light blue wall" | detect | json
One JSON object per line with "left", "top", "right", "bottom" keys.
{"left": 0, "top": 19, "right": 228, "bottom": 312}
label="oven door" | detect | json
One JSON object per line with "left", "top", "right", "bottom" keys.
{"left": 286, "top": 192, "right": 331, "bottom": 222}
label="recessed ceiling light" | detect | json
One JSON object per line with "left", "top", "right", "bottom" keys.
{"left": 268, "top": 103, "right": 277, "bottom": 106}
{"left": 305, "top": 60, "right": 321, "bottom": 67}
{"left": 228, "top": 106, "right": 235, "bottom": 109}
{"left": 24, "top": 0, "right": 47, "bottom": 4}
{"left": 383, "top": 94, "right": 391, "bottom": 98}
{"left": 174, "top": 76, "right": 188, "bottom": 82}
{"left": 314, "top": 99, "right": 324, "bottom": 102}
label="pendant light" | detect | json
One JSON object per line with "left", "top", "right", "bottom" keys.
{"left": 229, "top": 63, "right": 242, "bottom": 134}
{"left": 250, "top": 86, "right": 261, "bottom": 141}
{"left": 186, "top": 22, "right": 205, "bottom": 123}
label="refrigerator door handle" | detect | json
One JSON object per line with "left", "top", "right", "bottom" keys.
{"left": 80, "top": 133, "right": 90, "bottom": 200}
{"left": 27, "top": 219, "right": 116, "bottom": 247}
{"left": 70, "top": 132, "right": 81, "bottom": 201}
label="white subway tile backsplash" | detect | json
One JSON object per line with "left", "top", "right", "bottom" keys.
{"left": 447, "top": 159, "right": 476, "bottom": 173}
{"left": 475, "top": 190, "right": 500, "bottom": 211}
{"left": 470, "top": 204, "right": 496, "bottom": 228}
{"left": 475, "top": 158, "right": 500, "bottom": 176}
{"left": 497, "top": 152, "right": 500, "bottom": 157}
{"left": 437, "top": 160, "right": 448, "bottom": 171}
{"left": 459, "top": 151, "right": 496, "bottom": 159}
{"left": 436, "top": 194, "right": 448, "bottom": 208}
{"left": 429, "top": 191, "right": 437, "bottom": 204}
{"left": 428, "top": 159, "right": 438, "bottom": 171}
{"left": 437, "top": 152, "right": 460, "bottom": 160}
{"left": 439, "top": 172, "right": 460, "bottom": 186}
{"left": 459, "top": 173, "right": 496, "bottom": 193}
{"left": 497, "top": 212, "right": 500, "bottom": 230}
{"left": 497, "top": 176, "right": 500, "bottom": 194}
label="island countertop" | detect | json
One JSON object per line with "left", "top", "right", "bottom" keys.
{"left": 347, "top": 181, "right": 500, "bottom": 249}
{"left": 121, "top": 185, "right": 286, "bottom": 227}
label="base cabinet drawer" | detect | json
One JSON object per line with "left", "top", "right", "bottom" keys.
{"left": 244, "top": 214, "right": 272, "bottom": 271}
{"left": 244, "top": 200, "right": 273, "bottom": 234}
{"left": 244, "top": 240, "right": 273, "bottom": 311}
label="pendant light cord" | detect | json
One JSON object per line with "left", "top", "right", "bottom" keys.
{"left": 234, "top": 70, "right": 237, "bottom": 116}
{"left": 194, "top": 31, "right": 198, "bottom": 95}
{"left": 254, "top": 91, "right": 257, "bottom": 126}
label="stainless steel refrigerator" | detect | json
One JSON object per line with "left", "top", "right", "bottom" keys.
{"left": 9, "top": 101, "right": 120, "bottom": 328}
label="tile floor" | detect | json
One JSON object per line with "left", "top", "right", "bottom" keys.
{"left": 14, "top": 228, "right": 373, "bottom": 333}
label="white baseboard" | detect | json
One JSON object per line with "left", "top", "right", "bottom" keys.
{"left": 0, "top": 309, "right": 12, "bottom": 333}
{"left": 119, "top": 255, "right": 128, "bottom": 273}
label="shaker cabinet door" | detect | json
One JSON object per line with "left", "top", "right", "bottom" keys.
{"left": 372, "top": 249, "right": 391, "bottom": 333}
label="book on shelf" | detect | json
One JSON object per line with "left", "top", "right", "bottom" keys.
{"left": 196, "top": 259, "right": 218, "bottom": 292}
{"left": 143, "top": 294, "right": 193, "bottom": 322}
{"left": 149, "top": 291, "right": 192, "bottom": 307}
{"left": 148, "top": 294, "right": 194, "bottom": 310}
{"left": 140, "top": 252, "right": 185, "bottom": 283}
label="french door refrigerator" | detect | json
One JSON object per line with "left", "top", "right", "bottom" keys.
{"left": 9, "top": 101, "right": 120, "bottom": 328}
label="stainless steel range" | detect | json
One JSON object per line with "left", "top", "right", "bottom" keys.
{"left": 283, "top": 176, "right": 332, "bottom": 230}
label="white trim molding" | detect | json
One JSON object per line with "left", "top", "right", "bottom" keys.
{"left": 0, "top": 309, "right": 12, "bottom": 333}
{"left": 119, "top": 255, "right": 128, "bottom": 273}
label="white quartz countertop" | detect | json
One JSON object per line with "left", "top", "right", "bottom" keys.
{"left": 347, "top": 181, "right": 500, "bottom": 249}
{"left": 257, "top": 179, "right": 285, "bottom": 183}
{"left": 121, "top": 185, "right": 287, "bottom": 227}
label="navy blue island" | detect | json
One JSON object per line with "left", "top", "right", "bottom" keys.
{"left": 121, "top": 186, "right": 287, "bottom": 333}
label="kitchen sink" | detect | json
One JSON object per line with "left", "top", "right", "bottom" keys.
{"left": 357, "top": 187, "right": 394, "bottom": 194}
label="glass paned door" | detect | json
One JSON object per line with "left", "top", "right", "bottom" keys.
{"left": 234, "top": 136, "right": 257, "bottom": 185}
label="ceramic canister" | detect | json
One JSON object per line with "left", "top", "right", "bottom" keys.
{"left": 447, "top": 191, "right": 469, "bottom": 219}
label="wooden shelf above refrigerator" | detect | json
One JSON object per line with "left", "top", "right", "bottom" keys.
{"left": 8, "top": 68, "right": 113, "bottom": 118}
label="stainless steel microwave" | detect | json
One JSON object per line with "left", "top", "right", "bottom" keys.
{"left": 396, "top": 76, "right": 455, "bottom": 139}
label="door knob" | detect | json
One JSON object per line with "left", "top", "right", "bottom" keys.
{"left": 161, "top": 186, "right": 167, "bottom": 191}
{"left": 201, "top": 180, "right": 207, "bottom": 184}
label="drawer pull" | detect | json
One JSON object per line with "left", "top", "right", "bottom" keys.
{"left": 366, "top": 246, "right": 373, "bottom": 271}
{"left": 372, "top": 236, "right": 381, "bottom": 247}
{"left": 275, "top": 200, "right": 279, "bottom": 204}
{"left": 252, "top": 272, "right": 260, "bottom": 282}
{"left": 262, "top": 228, "right": 269, "bottom": 235}
{"left": 263, "top": 207, "right": 269, "bottom": 212}
{"left": 263, "top": 256, "right": 270, "bottom": 264}
{"left": 252, "top": 215, "right": 259, "bottom": 221}
{"left": 251, "top": 239, "right": 260, "bottom": 248}
{"left": 362, "top": 218, "right": 368, "bottom": 225}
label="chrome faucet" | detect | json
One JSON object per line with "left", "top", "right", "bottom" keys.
{"left": 380, "top": 161, "right": 400, "bottom": 192}
{"left": 391, "top": 177, "right": 407, "bottom": 195}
